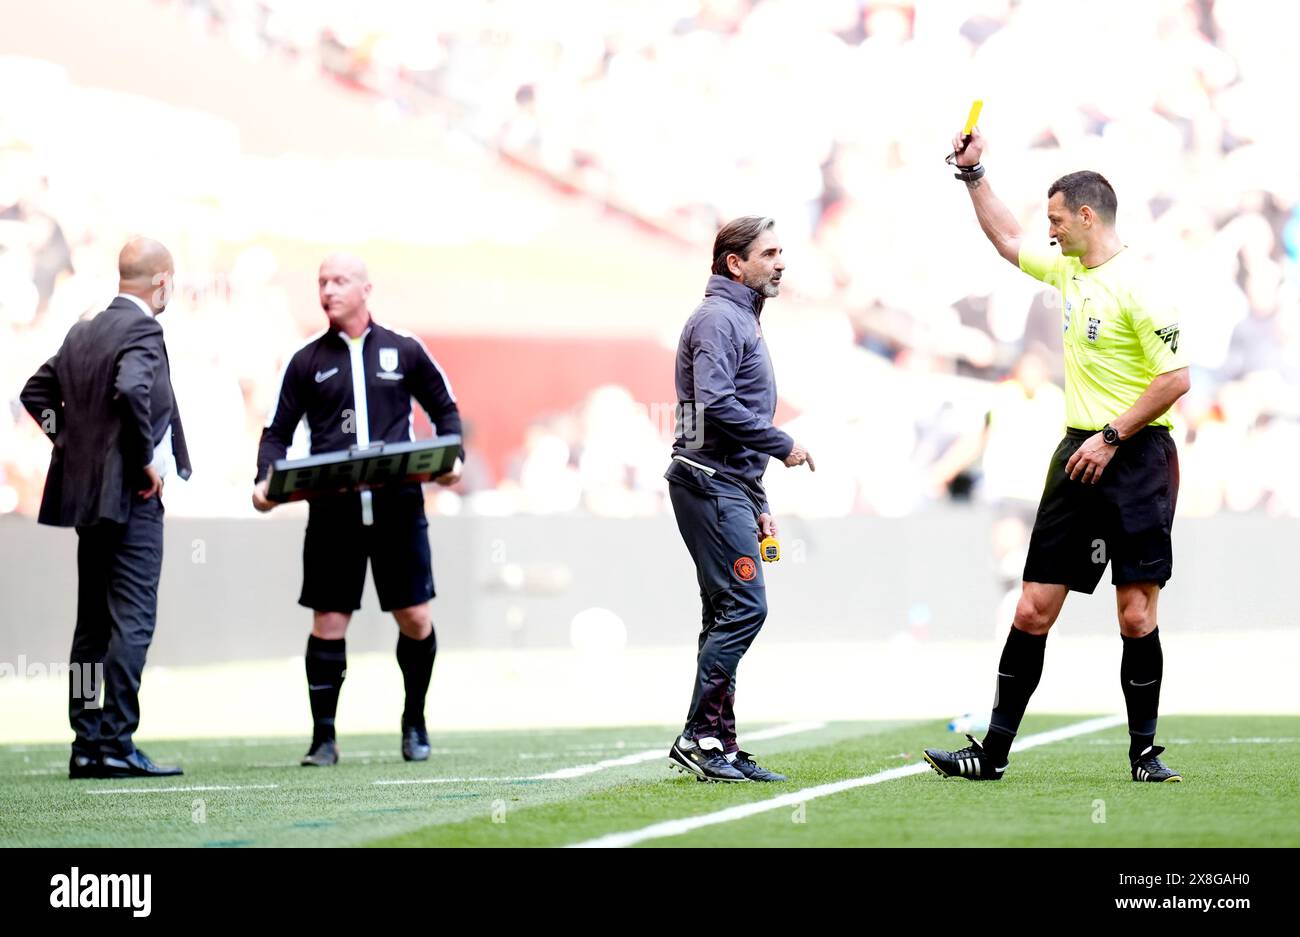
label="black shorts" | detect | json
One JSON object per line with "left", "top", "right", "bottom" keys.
{"left": 299, "top": 484, "right": 434, "bottom": 613}
{"left": 1023, "top": 427, "right": 1179, "bottom": 594}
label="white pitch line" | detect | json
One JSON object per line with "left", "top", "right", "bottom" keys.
{"left": 533, "top": 720, "right": 827, "bottom": 781}
{"left": 86, "top": 784, "right": 281, "bottom": 795}
{"left": 373, "top": 777, "right": 512, "bottom": 785}
{"left": 567, "top": 714, "right": 1128, "bottom": 849}
{"left": 373, "top": 721, "right": 828, "bottom": 787}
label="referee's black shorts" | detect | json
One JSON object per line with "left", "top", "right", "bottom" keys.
{"left": 1023, "top": 426, "right": 1179, "bottom": 594}
{"left": 299, "top": 483, "right": 434, "bottom": 613}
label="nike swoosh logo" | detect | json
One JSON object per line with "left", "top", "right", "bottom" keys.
{"left": 1140, "top": 559, "right": 1162, "bottom": 567}
{"left": 315, "top": 368, "right": 339, "bottom": 383}
{"left": 1128, "top": 679, "right": 1158, "bottom": 687}
{"left": 307, "top": 684, "right": 333, "bottom": 690}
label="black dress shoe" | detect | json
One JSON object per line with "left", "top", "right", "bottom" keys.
{"left": 100, "top": 749, "right": 183, "bottom": 778}
{"left": 69, "top": 753, "right": 104, "bottom": 780}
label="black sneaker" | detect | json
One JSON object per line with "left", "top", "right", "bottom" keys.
{"left": 300, "top": 738, "right": 339, "bottom": 767}
{"left": 730, "top": 750, "right": 787, "bottom": 782}
{"left": 401, "top": 721, "right": 431, "bottom": 762}
{"left": 668, "top": 736, "right": 747, "bottom": 783}
{"left": 1132, "top": 745, "right": 1182, "bottom": 782}
{"left": 923, "top": 735, "right": 1006, "bottom": 780}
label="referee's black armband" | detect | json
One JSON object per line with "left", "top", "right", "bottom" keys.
{"left": 954, "top": 162, "right": 985, "bottom": 183}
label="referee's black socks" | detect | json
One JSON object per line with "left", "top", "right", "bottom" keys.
{"left": 305, "top": 635, "right": 347, "bottom": 743}
{"left": 397, "top": 631, "right": 437, "bottom": 728}
{"left": 1120, "top": 627, "right": 1163, "bottom": 762}
{"left": 983, "top": 625, "right": 1048, "bottom": 763}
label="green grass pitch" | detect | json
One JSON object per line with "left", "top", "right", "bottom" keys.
{"left": 2, "top": 715, "right": 1296, "bottom": 847}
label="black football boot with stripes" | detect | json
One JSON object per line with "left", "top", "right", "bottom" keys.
{"left": 730, "top": 750, "right": 788, "bottom": 782}
{"left": 923, "top": 735, "right": 1007, "bottom": 781}
{"left": 1131, "top": 745, "right": 1182, "bottom": 782}
{"left": 668, "top": 736, "right": 747, "bottom": 783}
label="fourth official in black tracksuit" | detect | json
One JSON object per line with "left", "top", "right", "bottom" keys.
{"left": 256, "top": 316, "right": 460, "bottom": 759}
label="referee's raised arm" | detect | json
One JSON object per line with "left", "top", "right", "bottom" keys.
{"left": 951, "top": 127, "right": 1023, "bottom": 267}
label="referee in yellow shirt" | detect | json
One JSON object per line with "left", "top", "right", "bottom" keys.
{"left": 924, "top": 126, "right": 1190, "bottom": 783}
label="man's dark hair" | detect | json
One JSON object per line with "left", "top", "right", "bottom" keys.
{"left": 1047, "top": 171, "right": 1117, "bottom": 224}
{"left": 712, "top": 216, "right": 776, "bottom": 276}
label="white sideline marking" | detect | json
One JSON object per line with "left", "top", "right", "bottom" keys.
{"left": 372, "top": 721, "right": 828, "bottom": 787}
{"left": 87, "top": 784, "right": 281, "bottom": 795}
{"left": 567, "top": 714, "right": 1127, "bottom": 848}
{"left": 373, "top": 777, "right": 510, "bottom": 785}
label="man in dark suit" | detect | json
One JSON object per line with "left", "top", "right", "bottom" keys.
{"left": 21, "top": 237, "right": 192, "bottom": 780}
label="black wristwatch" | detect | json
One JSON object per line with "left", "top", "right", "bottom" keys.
{"left": 1101, "top": 424, "right": 1121, "bottom": 445}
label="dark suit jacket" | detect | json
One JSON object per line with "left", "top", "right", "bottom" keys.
{"left": 20, "top": 296, "right": 192, "bottom": 527}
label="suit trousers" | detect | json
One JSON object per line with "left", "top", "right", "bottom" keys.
{"left": 70, "top": 494, "right": 164, "bottom": 757}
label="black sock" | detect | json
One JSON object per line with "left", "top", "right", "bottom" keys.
{"left": 396, "top": 631, "right": 437, "bottom": 727}
{"left": 305, "top": 635, "right": 346, "bottom": 743}
{"left": 1121, "top": 627, "right": 1162, "bottom": 761}
{"left": 983, "top": 626, "right": 1048, "bottom": 762}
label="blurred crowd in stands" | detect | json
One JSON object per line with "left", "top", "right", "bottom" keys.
{"left": 4, "top": 0, "right": 1299, "bottom": 518}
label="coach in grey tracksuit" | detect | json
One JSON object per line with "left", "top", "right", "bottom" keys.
{"left": 665, "top": 217, "right": 813, "bottom": 775}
